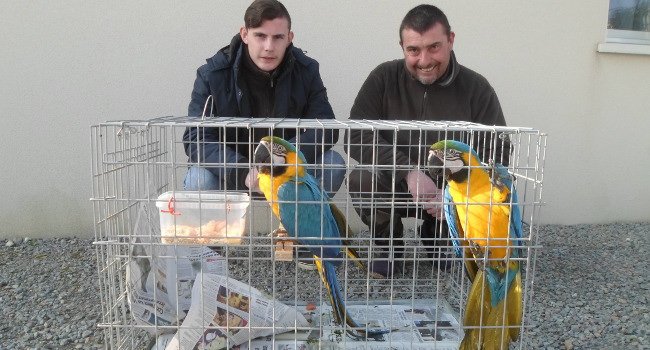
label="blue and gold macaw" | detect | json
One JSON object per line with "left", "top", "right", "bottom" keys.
{"left": 253, "top": 136, "right": 387, "bottom": 339}
{"left": 427, "top": 140, "right": 522, "bottom": 350}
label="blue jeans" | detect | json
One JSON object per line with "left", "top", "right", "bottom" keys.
{"left": 184, "top": 150, "right": 346, "bottom": 197}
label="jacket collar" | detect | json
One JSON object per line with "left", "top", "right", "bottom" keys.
{"left": 436, "top": 50, "right": 459, "bottom": 87}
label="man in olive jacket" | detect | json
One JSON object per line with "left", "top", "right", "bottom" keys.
{"left": 345, "top": 4, "right": 509, "bottom": 278}
{"left": 183, "top": 0, "right": 343, "bottom": 196}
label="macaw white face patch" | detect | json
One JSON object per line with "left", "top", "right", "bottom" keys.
{"left": 441, "top": 149, "right": 465, "bottom": 174}
{"left": 270, "top": 143, "right": 287, "bottom": 165}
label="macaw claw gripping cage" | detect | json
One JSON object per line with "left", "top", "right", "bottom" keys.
{"left": 91, "top": 117, "right": 546, "bottom": 349}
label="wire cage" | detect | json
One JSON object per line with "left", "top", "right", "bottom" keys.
{"left": 91, "top": 117, "right": 546, "bottom": 349}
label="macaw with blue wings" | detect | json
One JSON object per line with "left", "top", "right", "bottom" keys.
{"left": 253, "top": 135, "right": 387, "bottom": 339}
{"left": 427, "top": 140, "right": 522, "bottom": 350}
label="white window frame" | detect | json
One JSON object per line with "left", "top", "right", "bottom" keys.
{"left": 606, "top": 29, "right": 650, "bottom": 45}
{"left": 598, "top": 1, "right": 650, "bottom": 55}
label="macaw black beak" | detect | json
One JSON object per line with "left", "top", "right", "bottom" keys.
{"left": 253, "top": 141, "right": 271, "bottom": 170}
{"left": 427, "top": 150, "right": 445, "bottom": 178}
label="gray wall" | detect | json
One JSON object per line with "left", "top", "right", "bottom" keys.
{"left": 2, "top": 1, "right": 649, "bottom": 238}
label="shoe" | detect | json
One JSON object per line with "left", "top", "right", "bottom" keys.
{"left": 368, "top": 250, "right": 401, "bottom": 279}
{"left": 369, "top": 260, "right": 392, "bottom": 279}
{"left": 296, "top": 248, "right": 317, "bottom": 270}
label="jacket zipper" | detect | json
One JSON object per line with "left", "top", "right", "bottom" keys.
{"left": 420, "top": 89, "right": 428, "bottom": 119}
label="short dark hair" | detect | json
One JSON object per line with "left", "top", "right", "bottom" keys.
{"left": 244, "top": 0, "right": 292, "bottom": 29}
{"left": 399, "top": 4, "right": 451, "bottom": 43}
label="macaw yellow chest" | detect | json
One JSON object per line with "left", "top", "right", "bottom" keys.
{"left": 258, "top": 175, "right": 284, "bottom": 218}
{"left": 447, "top": 171, "right": 513, "bottom": 260}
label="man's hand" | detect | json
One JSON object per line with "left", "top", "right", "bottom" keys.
{"left": 244, "top": 168, "right": 261, "bottom": 193}
{"left": 405, "top": 170, "right": 445, "bottom": 220}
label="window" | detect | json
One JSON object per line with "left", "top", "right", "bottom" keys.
{"left": 607, "top": 0, "right": 650, "bottom": 44}
{"left": 598, "top": 0, "right": 650, "bottom": 54}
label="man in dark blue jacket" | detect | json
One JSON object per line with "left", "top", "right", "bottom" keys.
{"left": 183, "top": 0, "right": 343, "bottom": 197}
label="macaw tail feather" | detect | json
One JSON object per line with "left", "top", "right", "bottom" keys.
{"left": 342, "top": 241, "right": 365, "bottom": 270}
{"left": 315, "top": 258, "right": 389, "bottom": 339}
{"left": 461, "top": 269, "right": 492, "bottom": 349}
{"left": 330, "top": 203, "right": 366, "bottom": 271}
{"left": 461, "top": 270, "right": 522, "bottom": 350}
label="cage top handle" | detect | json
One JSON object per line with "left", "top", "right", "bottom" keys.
{"left": 201, "top": 95, "right": 214, "bottom": 121}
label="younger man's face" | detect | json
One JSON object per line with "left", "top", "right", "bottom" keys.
{"left": 241, "top": 17, "right": 294, "bottom": 72}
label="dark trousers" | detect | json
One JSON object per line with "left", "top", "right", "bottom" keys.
{"left": 347, "top": 169, "right": 449, "bottom": 259}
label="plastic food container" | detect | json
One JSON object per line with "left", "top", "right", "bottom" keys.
{"left": 155, "top": 191, "right": 250, "bottom": 245}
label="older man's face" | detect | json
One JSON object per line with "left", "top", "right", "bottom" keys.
{"left": 401, "top": 22, "right": 455, "bottom": 85}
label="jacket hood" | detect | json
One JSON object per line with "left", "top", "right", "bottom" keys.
{"left": 205, "top": 34, "right": 243, "bottom": 70}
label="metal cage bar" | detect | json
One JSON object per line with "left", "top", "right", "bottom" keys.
{"left": 91, "top": 117, "right": 546, "bottom": 349}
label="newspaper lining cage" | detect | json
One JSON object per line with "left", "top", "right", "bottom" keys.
{"left": 91, "top": 117, "right": 546, "bottom": 350}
